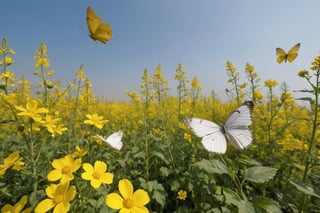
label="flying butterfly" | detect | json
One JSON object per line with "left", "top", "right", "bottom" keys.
{"left": 86, "top": 6, "right": 112, "bottom": 44}
{"left": 97, "top": 131, "right": 123, "bottom": 150}
{"left": 184, "top": 101, "right": 254, "bottom": 154}
{"left": 276, "top": 43, "right": 300, "bottom": 64}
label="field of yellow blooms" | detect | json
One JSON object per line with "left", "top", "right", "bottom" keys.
{"left": 1, "top": 38, "right": 320, "bottom": 213}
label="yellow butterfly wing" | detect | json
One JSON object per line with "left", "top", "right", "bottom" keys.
{"left": 276, "top": 48, "right": 287, "bottom": 64}
{"left": 91, "top": 23, "right": 112, "bottom": 44}
{"left": 276, "top": 43, "right": 300, "bottom": 64}
{"left": 286, "top": 43, "right": 300, "bottom": 63}
{"left": 86, "top": 6, "right": 112, "bottom": 44}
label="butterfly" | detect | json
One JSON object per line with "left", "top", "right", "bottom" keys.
{"left": 86, "top": 6, "right": 112, "bottom": 44}
{"left": 276, "top": 43, "right": 300, "bottom": 64}
{"left": 184, "top": 101, "right": 254, "bottom": 154}
{"left": 97, "top": 131, "right": 123, "bottom": 150}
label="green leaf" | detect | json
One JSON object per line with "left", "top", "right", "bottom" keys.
{"left": 151, "top": 151, "right": 169, "bottom": 165}
{"left": 252, "top": 196, "right": 282, "bottom": 213}
{"left": 193, "top": 159, "right": 229, "bottom": 175}
{"left": 145, "top": 180, "right": 167, "bottom": 207}
{"left": 289, "top": 179, "right": 320, "bottom": 198}
{"left": 244, "top": 166, "right": 277, "bottom": 183}
{"left": 223, "top": 188, "right": 254, "bottom": 213}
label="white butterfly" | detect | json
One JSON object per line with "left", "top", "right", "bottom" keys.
{"left": 97, "top": 130, "right": 123, "bottom": 150}
{"left": 184, "top": 101, "right": 254, "bottom": 154}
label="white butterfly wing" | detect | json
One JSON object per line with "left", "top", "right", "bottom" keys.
{"left": 224, "top": 101, "right": 254, "bottom": 149}
{"left": 225, "top": 101, "right": 253, "bottom": 127}
{"left": 202, "top": 133, "right": 227, "bottom": 153}
{"left": 184, "top": 118, "right": 227, "bottom": 153}
{"left": 97, "top": 130, "right": 123, "bottom": 150}
{"left": 226, "top": 127, "right": 252, "bottom": 149}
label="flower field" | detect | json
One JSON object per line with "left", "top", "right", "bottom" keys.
{"left": 1, "top": 38, "right": 320, "bottom": 212}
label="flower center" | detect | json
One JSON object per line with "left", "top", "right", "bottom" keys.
{"left": 123, "top": 198, "right": 134, "bottom": 209}
{"left": 53, "top": 194, "right": 64, "bottom": 204}
{"left": 62, "top": 166, "right": 71, "bottom": 174}
{"left": 92, "top": 171, "right": 100, "bottom": 179}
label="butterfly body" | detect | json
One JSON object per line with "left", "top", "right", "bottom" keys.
{"left": 184, "top": 101, "right": 254, "bottom": 153}
{"left": 276, "top": 43, "right": 300, "bottom": 64}
{"left": 86, "top": 6, "right": 112, "bottom": 44}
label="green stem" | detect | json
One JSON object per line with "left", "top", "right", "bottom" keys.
{"left": 298, "top": 70, "right": 319, "bottom": 212}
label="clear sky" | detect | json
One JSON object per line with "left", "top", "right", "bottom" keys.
{"left": 1, "top": 0, "right": 320, "bottom": 101}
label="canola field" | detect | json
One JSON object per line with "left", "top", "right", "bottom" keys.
{"left": 0, "top": 39, "right": 320, "bottom": 212}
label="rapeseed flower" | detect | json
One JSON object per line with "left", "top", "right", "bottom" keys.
{"left": 34, "top": 42, "right": 50, "bottom": 69}
{"left": 105, "top": 179, "right": 150, "bottom": 212}
{"left": 47, "top": 154, "right": 81, "bottom": 183}
{"left": 83, "top": 113, "right": 108, "bottom": 129}
{"left": 34, "top": 182, "right": 76, "bottom": 213}
{"left": 298, "top": 69, "right": 310, "bottom": 78}
{"left": 264, "top": 79, "right": 278, "bottom": 88}
{"left": 1, "top": 195, "right": 32, "bottom": 213}
{"left": 81, "top": 161, "right": 113, "bottom": 188}
{"left": 15, "top": 99, "right": 48, "bottom": 122}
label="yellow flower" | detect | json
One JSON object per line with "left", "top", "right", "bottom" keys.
{"left": 81, "top": 161, "right": 113, "bottom": 188}
{"left": 1, "top": 195, "right": 32, "bottom": 213}
{"left": 177, "top": 190, "right": 187, "bottom": 200}
{"left": 34, "top": 182, "right": 76, "bottom": 213}
{"left": 83, "top": 113, "right": 108, "bottom": 129}
{"left": 105, "top": 179, "right": 150, "bottom": 213}
{"left": 34, "top": 42, "right": 50, "bottom": 69}
{"left": 225, "top": 61, "right": 236, "bottom": 73}
{"left": 15, "top": 99, "right": 49, "bottom": 122}
{"left": 72, "top": 146, "right": 88, "bottom": 159}
{"left": 0, "top": 56, "right": 14, "bottom": 66}
{"left": 42, "top": 115, "right": 67, "bottom": 137}
{"left": 264, "top": 79, "right": 278, "bottom": 88}
{"left": 245, "top": 63, "right": 255, "bottom": 73}
{"left": 47, "top": 155, "right": 81, "bottom": 183}
{"left": 1, "top": 151, "right": 24, "bottom": 172}
{"left": 184, "top": 132, "right": 192, "bottom": 143}
{"left": 298, "top": 69, "right": 310, "bottom": 78}
{"left": 253, "top": 90, "right": 264, "bottom": 101}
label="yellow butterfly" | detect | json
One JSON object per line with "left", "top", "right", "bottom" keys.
{"left": 276, "top": 43, "right": 300, "bottom": 64}
{"left": 86, "top": 6, "right": 112, "bottom": 44}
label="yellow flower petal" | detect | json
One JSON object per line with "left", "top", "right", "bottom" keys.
{"left": 95, "top": 161, "right": 107, "bottom": 172}
{"left": 132, "top": 189, "right": 150, "bottom": 207}
{"left": 34, "top": 199, "right": 55, "bottom": 213}
{"left": 47, "top": 170, "right": 62, "bottom": 181}
{"left": 54, "top": 202, "right": 70, "bottom": 213}
{"left": 131, "top": 206, "right": 149, "bottom": 213}
{"left": 105, "top": 193, "right": 124, "bottom": 209}
{"left": 100, "top": 173, "right": 114, "bottom": 184}
{"left": 119, "top": 179, "right": 133, "bottom": 199}
{"left": 82, "top": 163, "right": 94, "bottom": 173}
{"left": 91, "top": 178, "right": 102, "bottom": 189}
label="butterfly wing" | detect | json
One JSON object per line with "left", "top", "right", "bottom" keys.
{"left": 226, "top": 127, "right": 252, "bottom": 149}
{"left": 86, "top": 6, "right": 101, "bottom": 36}
{"left": 86, "top": 6, "right": 112, "bottom": 44}
{"left": 224, "top": 101, "right": 254, "bottom": 149}
{"left": 91, "top": 23, "right": 112, "bottom": 44}
{"left": 225, "top": 101, "right": 254, "bottom": 127}
{"left": 286, "top": 43, "right": 300, "bottom": 63}
{"left": 276, "top": 47, "right": 287, "bottom": 64}
{"left": 97, "top": 130, "right": 123, "bottom": 150}
{"left": 184, "top": 118, "right": 227, "bottom": 153}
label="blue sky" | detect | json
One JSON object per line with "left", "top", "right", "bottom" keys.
{"left": 1, "top": 0, "right": 320, "bottom": 101}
